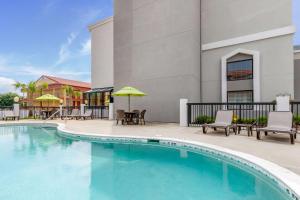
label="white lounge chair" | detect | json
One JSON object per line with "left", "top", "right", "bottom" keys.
{"left": 202, "top": 110, "right": 234, "bottom": 136}
{"left": 256, "top": 111, "right": 296, "bottom": 144}
{"left": 61, "top": 109, "right": 80, "bottom": 120}
{"left": 77, "top": 109, "right": 93, "bottom": 120}
{"left": 4, "top": 110, "right": 19, "bottom": 121}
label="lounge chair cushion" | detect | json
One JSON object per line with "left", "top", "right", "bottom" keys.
{"left": 256, "top": 111, "right": 294, "bottom": 135}
{"left": 267, "top": 112, "right": 292, "bottom": 130}
{"left": 214, "top": 110, "right": 233, "bottom": 125}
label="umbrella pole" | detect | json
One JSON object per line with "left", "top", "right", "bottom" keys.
{"left": 128, "top": 95, "right": 130, "bottom": 112}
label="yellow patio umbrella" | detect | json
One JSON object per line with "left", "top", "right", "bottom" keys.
{"left": 36, "top": 94, "right": 61, "bottom": 109}
{"left": 112, "top": 86, "right": 147, "bottom": 111}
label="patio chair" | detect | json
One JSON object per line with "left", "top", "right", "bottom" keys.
{"left": 78, "top": 109, "right": 93, "bottom": 120}
{"left": 132, "top": 110, "right": 140, "bottom": 124}
{"left": 256, "top": 111, "right": 296, "bottom": 144}
{"left": 116, "top": 110, "right": 126, "bottom": 125}
{"left": 139, "top": 110, "right": 146, "bottom": 125}
{"left": 4, "top": 110, "right": 19, "bottom": 121}
{"left": 202, "top": 110, "right": 234, "bottom": 136}
{"left": 33, "top": 110, "right": 42, "bottom": 119}
{"left": 61, "top": 109, "right": 80, "bottom": 120}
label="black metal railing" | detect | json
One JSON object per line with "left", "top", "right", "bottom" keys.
{"left": 291, "top": 102, "right": 300, "bottom": 116}
{"left": 0, "top": 105, "right": 110, "bottom": 120}
{"left": 85, "top": 106, "right": 109, "bottom": 119}
{"left": 62, "top": 106, "right": 80, "bottom": 115}
{"left": 187, "top": 102, "right": 276, "bottom": 127}
{"left": 20, "top": 106, "right": 60, "bottom": 119}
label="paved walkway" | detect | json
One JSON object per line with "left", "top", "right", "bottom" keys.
{"left": 2, "top": 119, "right": 300, "bottom": 175}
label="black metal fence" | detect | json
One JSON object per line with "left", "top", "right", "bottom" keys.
{"left": 291, "top": 102, "right": 300, "bottom": 117}
{"left": 0, "top": 105, "right": 109, "bottom": 120}
{"left": 188, "top": 101, "right": 300, "bottom": 127}
{"left": 85, "top": 106, "right": 109, "bottom": 119}
{"left": 187, "top": 102, "right": 277, "bottom": 127}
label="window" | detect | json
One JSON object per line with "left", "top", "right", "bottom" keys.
{"left": 227, "top": 59, "right": 253, "bottom": 81}
{"left": 227, "top": 91, "right": 253, "bottom": 103}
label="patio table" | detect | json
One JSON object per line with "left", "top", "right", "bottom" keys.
{"left": 234, "top": 123, "right": 254, "bottom": 137}
{"left": 125, "top": 112, "right": 138, "bottom": 125}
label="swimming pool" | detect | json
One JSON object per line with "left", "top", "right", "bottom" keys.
{"left": 0, "top": 124, "right": 297, "bottom": 200}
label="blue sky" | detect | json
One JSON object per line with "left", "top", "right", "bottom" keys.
{"left": 0, "top": 0, "right": 299, "bottom": 93}
{"left": 0, "top": 0, "right": 113, "bottom": 93}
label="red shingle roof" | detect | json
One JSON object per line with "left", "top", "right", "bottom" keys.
{"left": 42, "top": 75, "right": 91, "bottom": 88}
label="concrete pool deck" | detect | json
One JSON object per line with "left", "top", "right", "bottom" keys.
{"left": 1, "top": 119, "right": 300, "bottom": 176}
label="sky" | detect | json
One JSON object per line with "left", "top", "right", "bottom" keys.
{"left": 0, "top": 0, "right": 299, "bottom": 94}
{"left": 0, "top": 0, "right": 113, "bottom": 93}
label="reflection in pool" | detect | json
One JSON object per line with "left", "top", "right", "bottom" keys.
{"left": 0, "top": 125, "right": 291, "bottom": 200}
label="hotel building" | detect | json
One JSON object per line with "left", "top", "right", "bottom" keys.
{"left": 89, "top": 0, "right": 298, "bottom": 122}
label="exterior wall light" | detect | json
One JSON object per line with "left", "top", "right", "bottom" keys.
{"left": 14, "top": 96, "right": 20, "bottom": 103}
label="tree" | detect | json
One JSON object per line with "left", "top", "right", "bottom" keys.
{"left": 74, "top": 91, "right": 82, "bottom": 106}
{"left": 63, "top": 85, "right": 74, "bottom": 106}
{"left": 40, "top": 82, "right": 49, "bottom": 95}
{"left": 27, "top": 81, "right": 37, "bottom": 105}
{"left": 74, "top": 91, "right": 82, "bottom": 99}
{"left": 13, "top": 82, "right": 22, "bottom": 90}
{"left": 38, "top": 82, "right": 49, "bottom": 107}
{"left": 13, "top": 82, "right": 27, "bottom": 98}
{"left": 0, "top": 93, "right": 19, "bottom": 107}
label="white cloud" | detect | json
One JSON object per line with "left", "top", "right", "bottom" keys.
{"left": 80, "top": 39, "right": 91, "bottom": 55}
{"left": 0, "top": 54, "right": 89, "bottom": 82}
{"left": 55, "top": 32, "right": 77, "bottom": 66}
{"left": 0, "top": 76, "right": 17, "bottom": 94}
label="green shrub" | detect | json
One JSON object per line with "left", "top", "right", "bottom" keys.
{"left": 293, "top": 115, "right": 300, "bottom": 125}
{"left": 257, "top": 116, "right": 268, "bottom": 126}
{"left": 238, "top": 118, "right": 256, "bottom": 124}
{"left": 194, "top": 115, "right": 214, "bottom": 124}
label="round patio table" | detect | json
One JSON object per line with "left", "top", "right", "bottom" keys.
{"left": 125, "top": 112, "right": 138, "bottom": 124}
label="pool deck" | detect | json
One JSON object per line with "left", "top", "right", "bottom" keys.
{"left": 2, "top": 119, "right": 300, "bottom": 175}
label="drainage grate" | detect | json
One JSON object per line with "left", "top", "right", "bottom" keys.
{"left": 147, "top": 139, "right": 160, "bottom": 144}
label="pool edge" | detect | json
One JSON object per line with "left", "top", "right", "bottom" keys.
{"left": 2, "top": 122, "right": 300, "bottom": 199}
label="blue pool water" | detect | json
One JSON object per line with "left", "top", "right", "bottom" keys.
{"left": 0, "top": 125, "right": 292, "bottom": 200}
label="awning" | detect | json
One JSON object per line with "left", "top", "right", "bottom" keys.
{"left": 84, "top": 87, "right": 114, "bottom": 94}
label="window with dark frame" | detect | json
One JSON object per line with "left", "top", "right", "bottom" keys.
{"left": 227, "top": 90, "right": 253, "bottom": 103}
{"left": 227, "top": 59, "right": 253, "bottom": 81}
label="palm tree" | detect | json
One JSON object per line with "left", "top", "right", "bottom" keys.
{"left": 13, "top": 82, "right": 22, "bottom": 90}
{"left": 74, "top": 91, "right": 82, "bottom": 106}
{"left": 27, "top": 81, "right": 37, "bottom": 106}
{"left": 13, "top": 82, "right": 27, "bottom": 106}
{"left": 20, "top": 83, "right": 27, "bottom": 97}
{"left": 74, "top": 91, "right": 82, "bottom": 98}
{"left": 38, "top": 82, "right": 49, "bottom": 107}
{"left": 40, "top": 82, "right": 49, "bottom": 95}
{"left": 63, "top": 85, "right": 74, "bottom": 107}
{"left": 13, "top": 82, "right": 27, "bottom": 97}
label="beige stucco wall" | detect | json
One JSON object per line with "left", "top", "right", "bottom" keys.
{"left": 201, "top": 0, "right": 294, "bottom": 102}
{"left": 202, "top": 35, "right": 294, "bottom": 102}
{"left": 114, "top": 0, "right": 201, "bottom": 122}
{"left": 89, "top": 17, "right": 114, "bottom": 89}
{"left": 202, "top": 0, "right": 292, "bottom": 44}
{"left": 105, "top": 0, "right": 294, "bottom": 122}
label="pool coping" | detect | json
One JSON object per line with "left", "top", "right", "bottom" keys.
{"left": 1, "top": 121, "right": 300, "bottom": 199}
